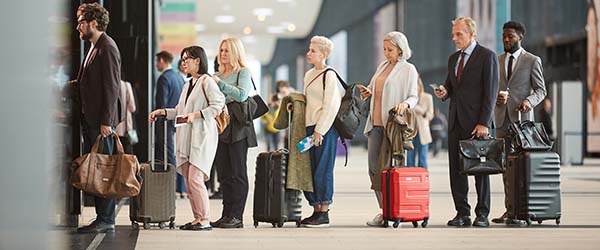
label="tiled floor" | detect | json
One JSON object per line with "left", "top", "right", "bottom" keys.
{"left": 67, "top": 146, "right": 600, "bottom": 250}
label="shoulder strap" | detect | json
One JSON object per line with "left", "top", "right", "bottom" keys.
{"left": 237, "top": 69, "right": 258, "bottom": 91}
{"left": 200, "top": 76, "right": 210, "bottom": 105}
{"left": 321, "top": 68, "right": 349, "bottom": 90}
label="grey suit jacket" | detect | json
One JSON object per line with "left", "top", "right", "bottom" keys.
{"left": 495, "top": 49, "right": 546, "bottom": 128}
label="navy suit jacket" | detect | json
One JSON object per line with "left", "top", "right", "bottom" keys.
{"left": 442, "top": 43, "right": 499, "bottom": 132}
{"left": 155, "top": 69, "right": 184, "bottom": 109}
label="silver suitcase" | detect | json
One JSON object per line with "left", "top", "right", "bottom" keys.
{"left": 130, "top": 118, "right": 176, "bottom": 229}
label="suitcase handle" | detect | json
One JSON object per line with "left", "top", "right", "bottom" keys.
{"left": 150, "top": 117, "right": 169, "bottom": 172}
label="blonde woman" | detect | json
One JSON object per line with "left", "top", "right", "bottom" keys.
{"left": 358, "top": 31, "right": 419, "bottom": 227}
{"left": 210, "top": 38, "right": 258, "bottom": 229}
{"left": 300, "top": 36, "right": 344, "bottom": 228}
{"left": 149, "top": 46, "right": 225, "bottom": 231}
{"left": 406, "top": 77, "right": 434, "bottom": 168}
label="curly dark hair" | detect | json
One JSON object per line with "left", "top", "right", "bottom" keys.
{"left": 77, "top": 3, "right": 110, "bottom": 31}
{"left": 503, "top": 21, "right": 526, "bottom": 36}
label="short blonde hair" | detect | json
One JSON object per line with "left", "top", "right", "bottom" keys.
{"left": 218, "top": 37, "right": 247, "bottom": 73}
{"left": 383, "top": 31, "right": 412, "bottom": 60}
{"left": 452, "top": 16, "right": 477, "bottom": 36}
{"left": 310, "top": 35, "right": 334, "bottom": 58}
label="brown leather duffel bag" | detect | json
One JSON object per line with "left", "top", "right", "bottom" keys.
{"left": 71, "top": 133, "right": 141, "bottom": 199}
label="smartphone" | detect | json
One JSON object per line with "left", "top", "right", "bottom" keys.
{"left": 175, "top": 115, "right": 188, "bottom": 127}
{"left": 429, "top": 84, "right": 441, "bottom": 91}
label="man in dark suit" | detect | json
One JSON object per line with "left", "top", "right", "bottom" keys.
{"left": 434, "top": 16, "right": 499, "bottom": 227}
{"left": 154, "top": 50, "right": 185, "bottom": 197}
{"left": 75, "top": 2, "right": 124, "bottom": 233}
{"left": 492, "top": 21, "right": 546, "bottom": 225}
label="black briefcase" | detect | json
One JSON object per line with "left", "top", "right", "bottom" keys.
{"left": 459, "top": 136, "right": 505, "bottom": 175}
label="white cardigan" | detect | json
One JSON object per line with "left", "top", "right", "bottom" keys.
{"left": 364, "top": 59, "right": 419, "bottom": 134}
{"left": 165, "top": 74, "right": 225, "bottom": 176}
{"left": 303, "top": 67, "right": 344, "bottom": 135}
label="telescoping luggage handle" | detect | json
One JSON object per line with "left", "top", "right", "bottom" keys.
{"left": 150, "top": 115, "right": 169, "bottom": 172}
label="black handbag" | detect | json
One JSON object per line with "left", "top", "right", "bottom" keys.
{"left": 235, "top": 72, "right": 268, "bottom": 120}
{"left": 508, "top": 113, "right": 552, "bottom": 152}
{"left": 459, "top": 136, "right": 505, "bottom": 175}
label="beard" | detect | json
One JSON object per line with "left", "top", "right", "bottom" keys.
{"left": 79, "top": 29, "right": 92, "bottom": 41}
{"left": 504, "top": 42, "right": 520, "bottom": 53}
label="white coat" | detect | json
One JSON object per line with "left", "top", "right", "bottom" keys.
{"left": 165, "top": 74, "right": 225, "bottom": 177}
{"left": 364, "top": 59, "right": 419, "bottom": 134}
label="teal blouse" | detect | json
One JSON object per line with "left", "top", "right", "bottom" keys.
{"left": 217, "top": 67, "right": 252, "bottom": 103}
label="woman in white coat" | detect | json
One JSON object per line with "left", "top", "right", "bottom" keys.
{"left": 149, "top": 46, "right": 225, "bottom": 231}
{"left": 406, "top": 78, "right": 434, "bottom": 168}
{"left": 358, "top": 31, "right": 419, "bottom": 227}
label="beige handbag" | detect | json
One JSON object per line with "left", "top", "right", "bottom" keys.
{"left": 71, "top": 133, "right": 142, "bottom": 199}
{"left": 201, "top": 79, "right": 230, "bottom": 134}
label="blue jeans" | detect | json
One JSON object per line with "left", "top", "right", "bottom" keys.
{"left": 303, "top": 126, "right": 338, "bottom": 206}
{"left": 81, "top": 121, "right": 117, "bottom": 225}
{"left": 406, "top": 132, "right": 429, "bottom": 168}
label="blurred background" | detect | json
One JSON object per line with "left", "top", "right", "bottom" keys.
{"left": 1, "top": 0, "right": 598, "bottom": 249}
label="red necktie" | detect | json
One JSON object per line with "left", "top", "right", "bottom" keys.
{"left": 456, "top": 51, "right": 465, "bottom": 81}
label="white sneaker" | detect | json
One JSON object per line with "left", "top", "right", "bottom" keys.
{"left": 366, "top": 213, "right": 384, "bottom": 227}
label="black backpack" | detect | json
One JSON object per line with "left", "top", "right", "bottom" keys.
{"left": 322, "top": 69, "right": 367, "bottom": 140}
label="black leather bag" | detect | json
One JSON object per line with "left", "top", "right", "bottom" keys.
{"left": 251, "top": 94, "right": 268, "bottom": 120}
{"left": 321, "top": 69, "right": 367, "bottom": 139}
{"left": 508, "top": 119, "right": 552, "bottom": 152}
{"left": 459, "top": 136, "right": 505, "bottom": 175}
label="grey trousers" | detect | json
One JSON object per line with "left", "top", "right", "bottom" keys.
{"left": 367, "top": 126, "right": 384, "bottom": 209}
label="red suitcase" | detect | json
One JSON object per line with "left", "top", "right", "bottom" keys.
{"left": 381, "top": 167, "right": 430, "bottom": 228}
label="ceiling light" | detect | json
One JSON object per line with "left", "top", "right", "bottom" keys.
{"left": 257, "top": 15, "right": 266, "bottom": 22}
{"left": 287, "top": 23, "right": 296, "bottom": 32}
{"left": 195, "top": 24, "right": 206, "bottom": 32}
{"left": 253, "top": 8, "right": 273, "bottom": 17}
{"left": 214, "top": 15, "right": 235, "bottom": 24}
{"left": 267, "top": 26, "right": 284, "bottom": 34}
{"left": 243, "top": 26, "right": 252, "bottom": 35}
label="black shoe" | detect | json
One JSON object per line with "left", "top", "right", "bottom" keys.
{"left": 473, "top": 216, "right": 490, "bottom": 227}
{"left": 210, "top": 216, "right": 229, "bottom": 227}
{"left": 303, "top": 211, "right": 330, "bottom": 228}
{"left": 77, "top": 221, "right": 115, "bottom": 233}
{"left": 491, "top": 212, "right": 508, "bottom": 224}
{"left": 219, "top": 217, "right": 243, "bottom": 228}
{"left": 186, "top": 223, "right": 212, "bottom": 231}
{"left": 300, "top": 212, "right": 316, "bottom": 225}
{"left": 506, "top": 218, "right": 526, "bottom": 226}
{"left": 209, "top": 190, "right": 222, "bottom": 199}
{"left": 179, "top": 222, "right": 193, "bottom": 230}
{"left": 447, "top": 215, "right": 471, "bottom": 227}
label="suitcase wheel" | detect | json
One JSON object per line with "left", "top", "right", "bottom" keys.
{"left": 271, "top": 222, "right": 277, "bottom": 228}
{"left": 412, "top": 221, "right": 418, "bottom": 228}
{"left": 421, "top": 218, "right": 429, "bottom": 228}
{"left": 254, "top": 221, "right": 258, "bottom": 228}
{"left": 277, "top": 221, "right": 284, "bottom": 228}
{"left": 392, "top": 221, "right": 400, "bottom": 228}
{"left": 143, "top": 222, "right": 151, "bottom": 229}
{"left": 525, "top": 219, "right": 532, "bottom": 226}
{"left": 383, "top": 220, "right": 389, "bottom": 228}
{"left": 555, "top": 218, "right": 560, "bottom": 225}
{"left": 159, "top": 222, "right": 167, "bottom": 229}
{"left": 132, "top": 222, "right": 139, "bottom": 230}
{"left": 537, "top": 219, "right": 543, "bottom": 225}
{"left": 296, "top": 220, "right": 301, "bottom": 228}
{"left": 169, "top": 221, "right": 176, "bottom": 229}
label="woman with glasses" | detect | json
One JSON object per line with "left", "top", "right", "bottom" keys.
{"left": 149, "top": 45, "right": 225, "bottom": 231}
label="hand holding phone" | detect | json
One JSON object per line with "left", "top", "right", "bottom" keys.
{"left": 175, "top": 115, "right": 188, "bottom": 127}
{"left": 429, "top": 83, "right": 441, "bottom": 91}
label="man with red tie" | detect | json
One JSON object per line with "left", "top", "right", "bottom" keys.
{"left": 434, "top": 16, "right": 499, "bottom": 228}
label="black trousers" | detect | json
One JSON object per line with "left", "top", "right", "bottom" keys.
{"left": 215, "top": 139, "right": 249, "bottom": 220}
{"left": 447, "top": 120, "right": 491, "bottom": 217}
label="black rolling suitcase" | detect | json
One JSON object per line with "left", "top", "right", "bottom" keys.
{"left": 253, "top": 105, "right": 302, "bottom": 228}
{"left": 507, "top": 151, "right": 561, "bottom": 226}
{"left": 130, "top": 118, "right": 176, "bottom": 229}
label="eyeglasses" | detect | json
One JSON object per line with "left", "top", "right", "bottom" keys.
{"left": 181, "top": 57, "right": 195, "bottom": 61}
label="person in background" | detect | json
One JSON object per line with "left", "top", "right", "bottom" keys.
{"left": 406, "top": 77, "right": 434, "bottom": 168}
{"left": 262, "top": 80, "right": 291, "bottom": 151}
{"left": 429, "top": 108, "right": 448, "bottom": 157}
{"left": 358, "top": 31, "right": 419, "bottom": 227}
{"left": 433, "top": 16, "right": 499, "bottom": 228}
{"left": 210, "top": 38, "right": 258, "bottom": 229}
{"left": 149, "top": 45, "right": 225, "bottom": 231}
{"left": 538, "top": 98, "right": 553, "bottom": 140}
{"left": 492, "top": 20, "right": 546, "bottom": 225}
{"left": 155, "top": 50, "right": 186, "bottom": 198}
{"left": 115, "top": 79, "right": 136, "bottom": 154}
{"left": 178, "top": 59, "right": 188, "bottom": 82}
{"left": 75, "top": 2, "right": 125, "bottom": 233}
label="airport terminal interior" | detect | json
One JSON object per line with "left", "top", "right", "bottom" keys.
{"left": 2, "top": 0, "right": 600, "bottom": 249}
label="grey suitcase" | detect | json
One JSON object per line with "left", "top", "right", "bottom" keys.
{"left": 130, "top": 118, "right": 176, "bottom": 229}
{"left": 507, "top": 151, "right": 561, "bottom": 226}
